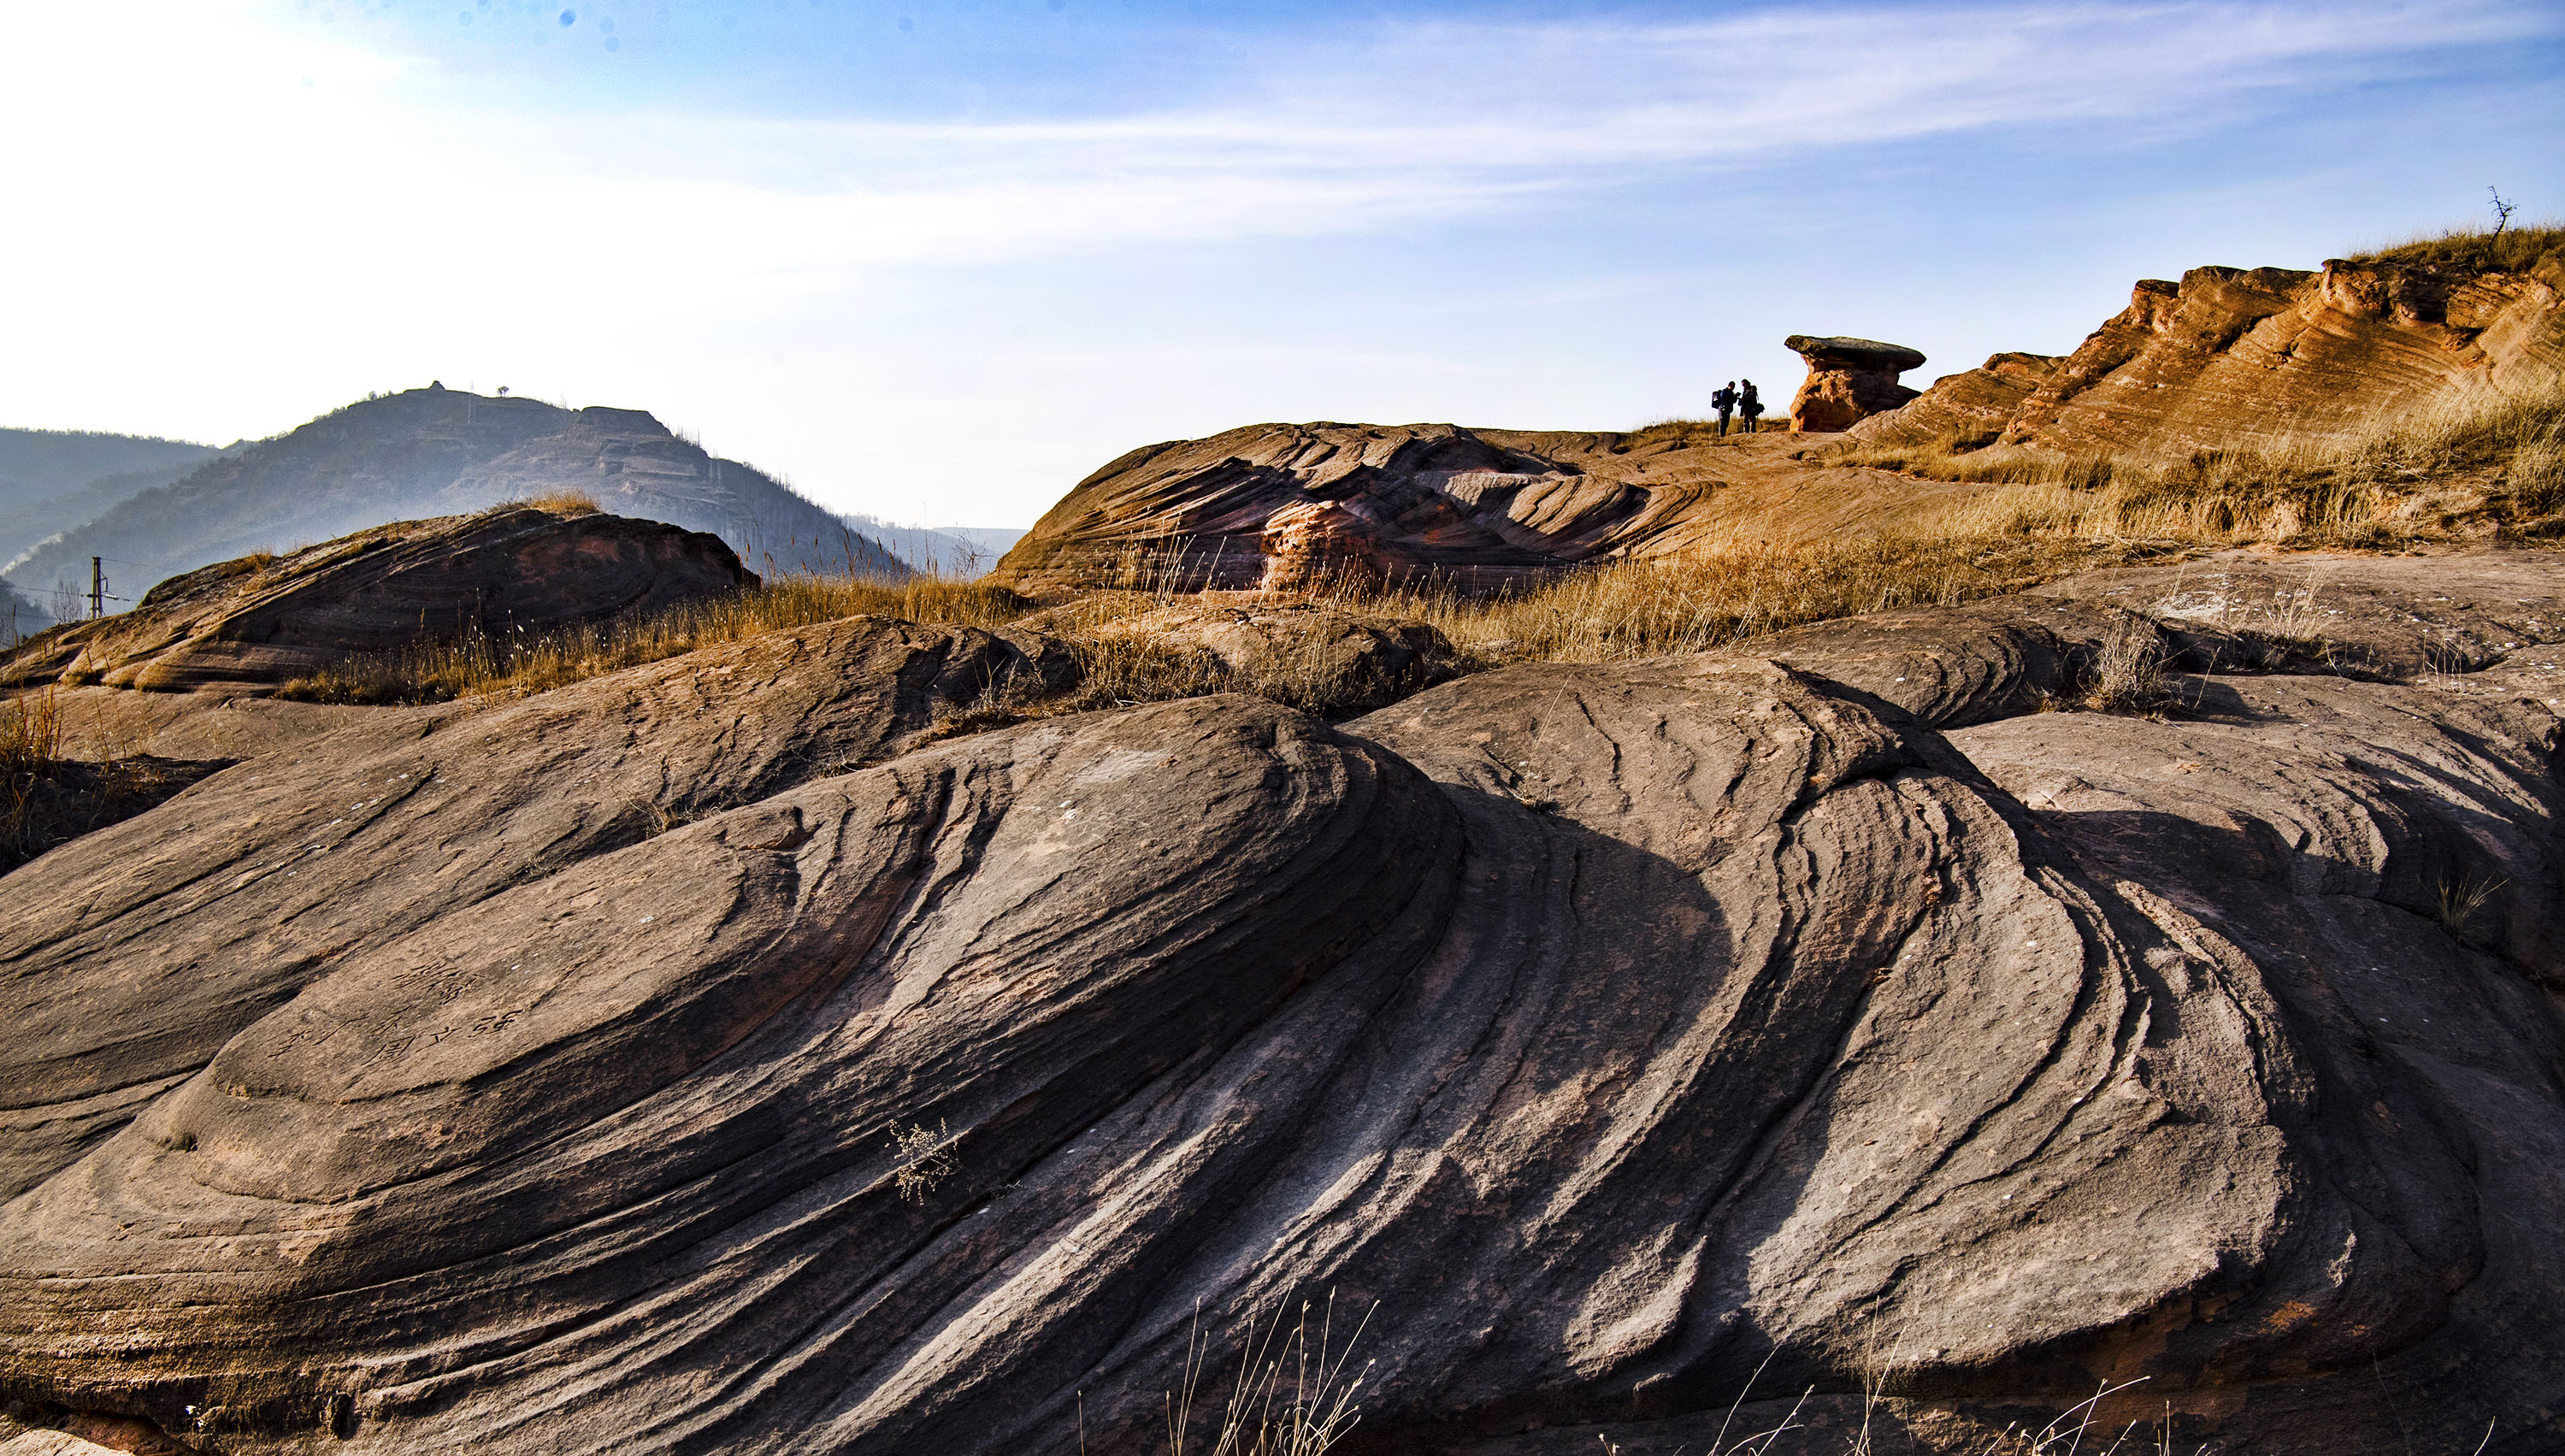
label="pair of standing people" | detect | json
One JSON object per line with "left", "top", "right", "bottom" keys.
{"left": 1713, "top": 380, "right": 1761, "bottom": 436}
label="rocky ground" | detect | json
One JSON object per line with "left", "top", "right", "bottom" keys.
{"left": 3, "top": 544, "right": 2561, "bottom": 1456}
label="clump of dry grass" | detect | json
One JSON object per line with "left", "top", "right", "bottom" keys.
{"left": 2, "top": 687, "right": 219, "bottom": 873}
{"left": 2078, "top": 612, "right": 2178, "bottom": 717}
{"left": 1161, "top": 1293, "right": 1375, "bottom": 1456}
{"left": 276, "top": 577, "right": 1037, "bottom": 704}
{"left": 498, "top": 489, "right": 604, "bottom": 516}
{"left": 2344, "top": 222, "right": 2563, "bottom": 276}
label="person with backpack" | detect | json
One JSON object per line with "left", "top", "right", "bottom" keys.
{"left": 1713, "top": 381, "right": 1738, "bottom": 436}
{"left": 1738, "top": 380, "right": 1763, "bottom": 433}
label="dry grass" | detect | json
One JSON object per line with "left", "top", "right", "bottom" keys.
{"left": 1833, "top": 377, "right": 2565, "bottom": 549}
{"left": 1159, "top": 1294, "right": 1375, "bottom": 1456}
{"left": 276, "top": 577, "right": 1037, "bottom": 704}
{"left": 2, "top": 687, "right": 218, "bottom": 874}
{"left": 1340, "top": 534, "right": 2145, "bottom": 665}
{"left": 2077, "top": 612, "right": 2178, "bottom": 717}
{"left": 498, "top": 489, "right": 603, "bottom": 516}
{"left": 2344, "top": 222, "right": 2564, "bottom": 276}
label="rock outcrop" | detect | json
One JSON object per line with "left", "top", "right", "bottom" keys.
{"left": 0, "top": 508, "right": 752, "bottom": 693}
{"left": 1784, "top": 335, "right": 1927, "bottom": 432}
{"left": 1032, "top": 598, "right": 1465, "bottom": 714}
{"left": 3, "top": 551, "right": 2562, "bottom": 1455}
{"left": 1854, "top": 251, "right": 2565, "bottom": 456}
{"left": 988, "top": 422, "right": 1961, "bottom": 596}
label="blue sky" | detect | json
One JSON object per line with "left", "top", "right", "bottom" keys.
{"left": 2, "top": 0, "right": 2557, "bottom": 527}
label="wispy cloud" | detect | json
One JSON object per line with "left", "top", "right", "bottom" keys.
{"left": 0, "top": 0, "right": 2550, "bottom": 513}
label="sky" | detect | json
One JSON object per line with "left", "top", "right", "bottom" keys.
{"left": 1, "top": 0, "right": 2557, "bottom": 528}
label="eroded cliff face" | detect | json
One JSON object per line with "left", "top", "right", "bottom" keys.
{"left": 1851, "top": 254, "right": 2565, "bottom": 456}
{"left": 4, "top": 551, "right": 2564, "bottom": 1456}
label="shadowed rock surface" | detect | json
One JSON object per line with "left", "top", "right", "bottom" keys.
{"left": 1852, "top": 254, "right": 2565, "bottom": 456}
{"left": 1, "top": 509, "right": 752, "bottom": 693}
{"left": 3, "top": 553, "right": 2562, "bottom": 1455}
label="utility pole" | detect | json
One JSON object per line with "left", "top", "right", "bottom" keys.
{"left": 90, "top": 557, "right": 106, "bottom": 621}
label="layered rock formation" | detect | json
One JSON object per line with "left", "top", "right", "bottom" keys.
{"left": 988, "top": 422, "right": 1961, "bottom": 596}
{"left": 1784, "top": 335, "right": 1927, "bottom": 432}
{"left": 0, "top": 508, "right": 752, "bottom": 693}
{"left": 4, "top": 550, "right": 2562, "bottom": 1455}
{"left": 8, "top": 386, "right": 907, "bottom": 599}
{"left": 1854, "top": 251, "right": 2565, "bottom": 456}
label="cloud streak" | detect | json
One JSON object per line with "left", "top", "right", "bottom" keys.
{"left": 0, "top": 0, "right": 2551, "bottom": 515}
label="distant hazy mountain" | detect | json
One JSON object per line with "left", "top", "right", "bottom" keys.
{"left": 0, "top": 427, "right": 225, "bottom": 574}
{"left": 843, "top": 518, "right": 1028, "bottom": 578}
{"left": 9, "top": 386, "right": 908, "bottom": 609}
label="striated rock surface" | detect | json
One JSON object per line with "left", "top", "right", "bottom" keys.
{"left": 0, "top": 508, "right": 752, "bottom": 693}
{"left": 2, "top": 551, "right": 2562, "bottom": 1453}
{"left": 1784, "top": 335, "right": 1927, "bottom": 433}
{"left": 0, "top": 614, "right": 1074, "bottom": 1204}
{"left": 1854, "top": 252, "right": 2565, "bottom": 456}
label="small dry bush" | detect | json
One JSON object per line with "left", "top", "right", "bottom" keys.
{"left": 889, "top": 1119, "right": 958, "bottom": 1205}
{"left": 278, "top": 576, "right": 1036, "bottom": 704}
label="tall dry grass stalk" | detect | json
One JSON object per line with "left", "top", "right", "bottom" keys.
{"left": 1162, "top": 1294, "right": 1375, "bottom": 1456}
{"left": 0, "top": 687, "right": 62, "bottom": 775}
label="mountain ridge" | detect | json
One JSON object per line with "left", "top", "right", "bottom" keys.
{"left": 8, "top": 386, "right": 908, "bottom": 605}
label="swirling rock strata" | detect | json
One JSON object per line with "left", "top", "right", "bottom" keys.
{"left": 4, "top": 558, "right": 2564, "bottom": 1456}
{"left": 0, "top": 615, "right": 1071, "bottom": 1203}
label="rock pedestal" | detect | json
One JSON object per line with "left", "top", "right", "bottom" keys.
{"left": 1784, "top": 334, "right": 1927, "bottom": 431}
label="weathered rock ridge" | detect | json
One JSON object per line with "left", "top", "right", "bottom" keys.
{"left": 3, "top": 550, "right": 2562, "bottom": 1454}
{"left": 1853, "top": 252, "right": 2565, "bottom": 456}
{"left": 0, "top": 509, "right": 752, "bottom": 694}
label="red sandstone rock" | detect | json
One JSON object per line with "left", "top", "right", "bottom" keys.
{"left": 1854, "top": 253, "right": 2565, "bottom": 456}
{"left": 1784, "top": 334, "right": 1928, "bottom": 432}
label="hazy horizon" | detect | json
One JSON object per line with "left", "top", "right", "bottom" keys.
{"left": 3, "top": 0, "right": 2556, "bottom": 527}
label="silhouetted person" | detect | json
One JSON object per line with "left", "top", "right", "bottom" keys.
{"left": 1739, "top": 380, "right": 1763, "bottom": 433}
{"left": 1713, "top": 381, "right": 1738, "bottom": 436}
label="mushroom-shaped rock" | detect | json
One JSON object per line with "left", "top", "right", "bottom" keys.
{"left": 1784, "top": 333, "right": 1928, "bottom": 433}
